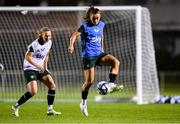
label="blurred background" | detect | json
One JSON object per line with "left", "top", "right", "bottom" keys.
{"left": 0, "top": 0, "right": 180, "bottom": 95}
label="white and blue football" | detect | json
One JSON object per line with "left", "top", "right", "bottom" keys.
{"left": 96, "top": 81, "right": 109, "bottom": 95}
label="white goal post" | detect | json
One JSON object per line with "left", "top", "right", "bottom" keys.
{"left": 0, "top": 6, "right": 160, "bottom": 104}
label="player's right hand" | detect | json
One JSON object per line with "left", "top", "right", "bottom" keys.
{"left": 68, "top": 46, "right": 74, "bottom": 54}
{"left": 37, "top": 66, "right": 44, "bottom": 73}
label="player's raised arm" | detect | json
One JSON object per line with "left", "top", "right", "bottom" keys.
{"left": 68, "top": 31, "right": 81, "bottom": 54}
{"left": 101, "top": 32, "right": 104, "bottom": 52}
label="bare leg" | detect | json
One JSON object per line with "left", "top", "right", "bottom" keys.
{"left": 41, "top": 75, "right": 61, "bottom": 115}
{"left": 12, "top": 81, "right": 37, "bottom": 117}
{"left": 99, "top": 54, "right": 120, "bottom": 82}
{"left": 15, "top": 81, "right": 37, "bottom": 108}
{"left": 41, "top": 75, "right": 56, "bottom": 109}
{"left": 80, "top": 67, "right": 95, "bottom": 116}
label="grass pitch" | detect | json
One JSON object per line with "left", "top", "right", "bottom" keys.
{"left": 0, "top": 102, "right": 180, "bottom": 123}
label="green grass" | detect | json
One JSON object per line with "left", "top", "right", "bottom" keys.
{"left": 0, "top": 102, "right": 180, "bottom": 123}
{"left": 0, "top": 81, "right": 179, "bottom": 123}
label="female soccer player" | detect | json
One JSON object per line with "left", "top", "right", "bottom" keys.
{"left": 68, "top": 6, "right": 122, "bottom": 116}
{"left": 12, "top": 27, "right": 61, "bottom": 117}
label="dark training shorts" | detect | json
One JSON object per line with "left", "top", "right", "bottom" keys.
{"left": 82, "top": 53, "right": 107, "bottom": 70}
{"left": 24, "top": 70, "right": 49, "bottom": 84}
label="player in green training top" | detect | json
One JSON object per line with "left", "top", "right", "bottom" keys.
{"left": 12, "top": 27, "right": 61, "bottom": 117}
{"left": 68, "top": 6, "right": 123, "bottom": 116}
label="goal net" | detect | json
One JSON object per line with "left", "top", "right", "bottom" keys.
{"left": 0, "top": 6, "right": 159, "bottom": 104}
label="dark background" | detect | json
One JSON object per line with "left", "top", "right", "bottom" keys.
{"left": 1, "top": 0, "right": 180, "bottom": 71}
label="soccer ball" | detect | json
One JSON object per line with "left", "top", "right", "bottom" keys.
{"left": 96, "top": 81, "right": 109, "bottom": 95}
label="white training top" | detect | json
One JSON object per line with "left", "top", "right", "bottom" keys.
{"left": 23, "top": 39, "right": 52, "bottom": 71}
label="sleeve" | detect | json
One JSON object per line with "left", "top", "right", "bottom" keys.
{"left": 49, "top": 40, "right": 52, "bottom": 52}
{"left": 77, "top": 25, "right": 85, "bottom": 33}
{"left": 29, "top": 46, "right": 34, "bottom": 52}
{"left": 27, "top": 42, "right": 35, "bottom": 52}
{"left": 102, "top": 21, "right": 105, "bottom": 28}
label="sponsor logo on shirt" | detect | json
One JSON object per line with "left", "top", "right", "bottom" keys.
{"left": 91, "top": 36, "right": 101, "bottom": 42}
{"left": 35, "top": 53, "right": 45, "bottom": 59}
{"left": 41, "top": 48, "right": 45, "bottom": 51}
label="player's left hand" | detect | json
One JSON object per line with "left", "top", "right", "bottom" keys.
{"left": 46, "top": 69, "right": 52, "bottom": 75}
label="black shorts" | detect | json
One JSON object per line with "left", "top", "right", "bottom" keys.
{"left": 82, "top": 53, "right": 107, "bottom": 70}
{"left": 24, "top": 70, "right": 49, "bottom": 84}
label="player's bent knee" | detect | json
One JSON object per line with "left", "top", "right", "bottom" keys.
{"left": 82, "top": 81, "right": 93, "bottom": 91}
{"left": 50, "top": 83, "right": 56, "bottom": 90}
{"left": 85, "top": 78, "right": 94, "bottom": 84}
{"left": 30, "top": 90, "right": 38, "bottom": 96}
{"left": 88, "top": 79, "right": 94, "bottom": 84}
{"left": 88, "top": 82, "right": 93, "bottom": 87}
{"left": 116, "top": 60, "right": 120, "bottom": 67}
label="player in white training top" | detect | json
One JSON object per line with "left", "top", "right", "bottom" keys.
{"left": 12, "top": 27, "right": 61, "bottom": 117}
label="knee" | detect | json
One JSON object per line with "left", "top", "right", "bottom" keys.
{"left": 83, "top": 79, "right": 94, "bottom": 90}
{"left": 85, "top": 81, "right": 94, "bottom": 88}
{"left": 113, "top": 59, "right": 120, "bottom": 68}
{"left": 47, "top": 80, "right": 56, "bottom": 90}
{"left": 50, "top": 83, "right": 56, "bottom": 90}
{"left": 30, "top": 90, "right": 38, "bottom": 96}
{"left": 87, "top": 78, "right": 94, "bottom": 87}
{"left": 116, "top": 59, "right": 120, "bottom": 67}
